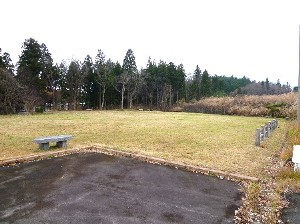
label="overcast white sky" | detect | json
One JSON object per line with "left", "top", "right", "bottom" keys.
{"left": 1, "top": 0, "right": 300, "bottom": 86}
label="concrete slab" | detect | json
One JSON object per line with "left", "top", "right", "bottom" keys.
{"left": 0, "top": 153, "right": 242, "bottom": 223}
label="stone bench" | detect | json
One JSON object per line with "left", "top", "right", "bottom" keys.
{"left": 33, "top": 135, "right": 72, "bottom": 150}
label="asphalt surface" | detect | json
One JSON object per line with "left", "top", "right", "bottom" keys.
{"left": 0, "top": 153, "right": 242, "bottom": 224}
{"left": 282, "top": 193, "right": 300, "bottom": 223}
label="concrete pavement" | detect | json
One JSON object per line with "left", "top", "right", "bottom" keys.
{"left": 0, "top": 153, "right": 242, "bottom": 223}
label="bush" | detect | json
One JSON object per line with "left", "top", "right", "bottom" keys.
{"left": 35, "top": 106, "right": 44, "bottom": 113}
{"left": 183, "top": 93, "right": 297, "bottom": 118}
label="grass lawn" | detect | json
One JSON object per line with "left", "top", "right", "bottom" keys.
{"left": 0, "top": 110, "right": 286, "bottom": 177}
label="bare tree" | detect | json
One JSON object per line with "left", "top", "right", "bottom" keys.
{"left": 0, "top": 68, "right": 21, "bottom": 114}
{"left": 127, "top": 70, "right": 143, "bottom": 109}
{"left": 115, "top": 71, "right": 130, "bottom": 110}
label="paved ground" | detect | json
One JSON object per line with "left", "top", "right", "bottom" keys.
{"left": 0, "top": 153, "right": 242, "bottom": 224}
{"left": 281, "top": 193, "right": 300, "bottom": 223}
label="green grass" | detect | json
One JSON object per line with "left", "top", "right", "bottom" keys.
{"left": 0, "top": 110, "right": 285, "bottom": 177}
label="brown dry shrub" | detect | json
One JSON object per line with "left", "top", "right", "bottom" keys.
{"left": 171, "top": 106, "right": 183, "bottom": 112}
{"left": 183, "top": 92, "right": 297, "bottom": 118}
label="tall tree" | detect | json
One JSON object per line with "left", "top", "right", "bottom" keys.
{"left": 40, "top": 43, "right": 58, "bottom": 109}
{"left": 211, "top": 75, "right": 225, "bottom": 96}
{"left": 0, "top": 48, "right": 14, "bottom": 74}
{"left": 266, "top": 78, "right": 270, "bottom": 91}
{"left": 17, "top": 38, "right": 43, "bottom": 91}
{"left": 0, "top": 68, "right": 21, "bottom": 114}
{"left": 16, "top": 38, "right": 47, "bottom": 111}
{"left": 82, "top": 55, "right": 96, "bottom": 108}
{"left": 57, "top": 61, "right": 69, "bottom": 109}
{"left": 16, "top": 38, "right": 56, "bottom": 111}
{"left": 65, "top": 60, "right": 83, "bottom": 110}
{"left": 95, "top": 50, "right": 113, "bottom": 109}
{"left": 200, "top": 69, "right": 211, "bottom": 97}
{"left": 144, "top": 57, "right": 158, "bottom": 110}
{"left": 174, "top": 64, "right": 186, "bottom": 102}
{"left": 121, "top": 49, "right": 139, "bottom": 109}
{"left": 193, "top": 65, "right": 202, "bottom": 100}
{"left": 157, "top": 60, "right": 170, "bottom": 111}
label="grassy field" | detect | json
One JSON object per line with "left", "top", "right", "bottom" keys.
{"left": 0, "top": 110, "right": 286, "bottom": 177}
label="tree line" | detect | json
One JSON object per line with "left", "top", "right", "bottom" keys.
{"left": 0, "top": 38, "right": 290, "bottom": 114}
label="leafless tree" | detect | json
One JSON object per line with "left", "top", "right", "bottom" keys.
{"left": 0, "top": 68, "right": 21, "bottom": 114}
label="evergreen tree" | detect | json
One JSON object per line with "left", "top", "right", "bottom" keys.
{"left": 200, "top": 70, "right": 211, "bottom": 97}
{"left": 65, "top": 60, "right": 83, "bottom": 110}
{"left": 121, "top": 49, "right": 138, "bottom": 109}
{"left": 211, "top": 75, "right": 225, "bottom": 97}
{"left": 144, "top": 57, "right": 158, "bottom": 110}
{"left": 95, "top": 50, "right": 112, "bottom": 109}
{"left": 266, "top": 78, "right": 270, "bottom": 91}
{"left": 0, "top": 48, "right": 14, "bottom": 74}
{"left": 122, "top": 49, "right": 137, "bottom": 72}
{"left": 193, "top": 65, "right": 202, "bottom": 100}
{"left": 16, "top": 38, "right": 56, "bottom": 110}
{"left": 82, "top": 55, "right": 96, "bottom": 108}
{"left": 17, "top": 38, "right": 43, "bottom": 90}
{"left": 175, "top": 64, "right": 186, "bottom": 102}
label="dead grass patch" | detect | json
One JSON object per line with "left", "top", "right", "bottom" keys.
{"left": 0, "top": 110, "right": 285, "bottom": 177}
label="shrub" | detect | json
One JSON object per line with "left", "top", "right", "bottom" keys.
{"left": 183, "top": 93, "right": 297, "bottom": 118}
{"left": 35, "top": 106, "right": 44, "bottom": 113}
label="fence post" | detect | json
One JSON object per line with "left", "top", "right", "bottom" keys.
{"left": 255, "top": 128, "right": 261, "bottom": 146}
{"left": 268, "top": 121, "right": 272, "bottom": 134}
{"left": 265, "top": 123, "right": 269, "bottom": 138}
{"left": 261, "top": 125, "right": 265, "bottom": 140}
{"left": 272, "top": 119, "right": 276, "bottom": 131}
{"left": 255, "top": 120, "right": 279, "bottom": 146}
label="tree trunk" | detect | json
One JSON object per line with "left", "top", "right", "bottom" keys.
{"left": 101, "top": 88, "right": 106, "bottom": 110}
{"left": 149, "top": 92, "right": 153, "bottom": 111}
{"left": 73, "top": 96, "right": 76, "bottom": 110}
{"left": 52, "top": 88, "right": 56, "bottom": 110}
{"left": 169, "top": 86, "right": 172, "bottom": 108}
{"left": 156, "top": 87, "right": 159, "bottom": 108}
{"left": 129, "top": 94, "right": 133, "bottom": 109}
{"left": 121, "top": 84, "right": 125, "bottom": 110}
{"left": 99, "top": 87, "right": 102, "bottom": 110}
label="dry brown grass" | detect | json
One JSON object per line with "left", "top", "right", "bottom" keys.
{"left": 0, "top": 110, "right": 286, "bottom": 177}
{"left": 277, "top": 120, "right": 300, "bottom": 192}
{"left": 184, "top": 92, "right": 297, "bottom": 118}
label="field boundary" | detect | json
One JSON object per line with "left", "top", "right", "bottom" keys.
{"left": 0, "top": 146, "right": 259, "bottom": 182}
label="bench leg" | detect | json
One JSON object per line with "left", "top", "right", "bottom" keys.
{"left": 39, "top": 143, "right": 49, "bottom": 150}
{"left": 56, "top": 141, "right": 67, "bottom": 148}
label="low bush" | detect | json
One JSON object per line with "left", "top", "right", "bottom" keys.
{"left": 183, "top": 92, "right": 297, "bottom": 118}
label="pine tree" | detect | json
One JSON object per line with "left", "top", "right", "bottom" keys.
{"left": 65, "top": 60, "right": 83, "bottom": 110}
{"left": 200, "top": 70, "right": 211, "bottom": 97}
{"left": 121, "top": 49, "right": 139, "bottom": 109}
{"left": 0, "top": 48, "right": 14, "bottom": 74}
{"left": 193, "top": 65, "right": 201, "bottom": 100}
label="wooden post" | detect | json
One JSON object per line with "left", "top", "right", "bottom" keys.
{"left": 255, "top": 128, "right": 261, "bottom": 146}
